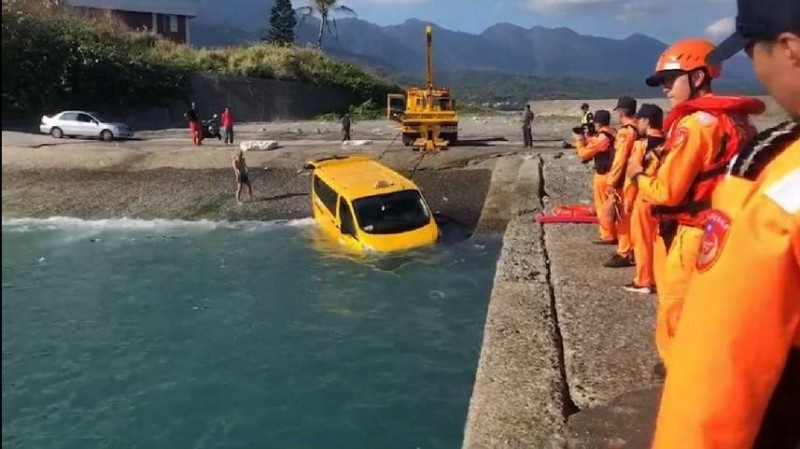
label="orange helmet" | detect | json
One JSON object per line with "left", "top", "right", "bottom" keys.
{"left": 645, "top": 38, "right": 722, "bottom": 87}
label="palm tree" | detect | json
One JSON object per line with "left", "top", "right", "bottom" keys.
{"left": 295, "top": 0, "right": 356, "bottom": 49}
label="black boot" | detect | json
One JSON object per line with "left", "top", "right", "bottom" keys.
{"left": 653, "top": 362, "right": 667, "bottom": 380}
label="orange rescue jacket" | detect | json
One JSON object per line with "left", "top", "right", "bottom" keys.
{"left": 608, "top": 121, "right": 640, "bottom": 189}
{"left": 624, "top": 130, "right": 665, "bottom": 210}
{"left": 635, "top": 95, "right": 764, "bottom": 227}
{"left": 575, "top": 126, "right": 616, "bottom": 174}
{"left": 651, "top": 122, "right": 800, "bottom": 449}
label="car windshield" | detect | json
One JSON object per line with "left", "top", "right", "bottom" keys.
{"left": 88, "top": 113, "right": 106, "bottom": 122}
{"left": 352, "top": 189, "right": 431, "bottom": 235}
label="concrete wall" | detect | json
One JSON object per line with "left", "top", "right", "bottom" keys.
{"left": 99, "top": 72, "right": 355, "bottom": 130}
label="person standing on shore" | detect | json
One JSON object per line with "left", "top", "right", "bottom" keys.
{"left": 184, "top": 102, "right": 202, "bottom": 146}
{"left": 232, "top": 149, "right": 253, "bottom": 205}
{"left": 222, "top": 107, "right": 234, "bottom": 146}
{"left": 623, "top": 103, "right": 665, "bottom": 295}
{"left": 580, "top": 103, "right": 594, "bottom": 130}
{"left": 573, "top": 109, "right": 617, "bottom": 244}
{"left": 650, "top": 1, "right": 800, "bottom": 446}
{"left": 341, "top": 113, "right": 352, "bottom": 142}
{"left": 603, "top": 96, "right": 640, "bottom": 268}
{"left": 522, "top": 104, "right": 535, "bottom": 148}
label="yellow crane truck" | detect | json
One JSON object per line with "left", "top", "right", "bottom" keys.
{"left": 387, "top": 25, "right": 459, "bottom": 150}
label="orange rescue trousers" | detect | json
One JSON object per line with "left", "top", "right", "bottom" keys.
{"left": 630, "top": 197, "right": 657, "bottom": 287}
{"left": 592, "top": 173, "right": 616, "bottom": 242}
{"left": 614, "top": 187, "right": 632, "bottom": 257}
{"left": 653, "top": 224, "right": 704, "bottom": 366}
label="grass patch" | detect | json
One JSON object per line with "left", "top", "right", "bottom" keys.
{"left": 2, "top": 0, "right": 401, "bottom": 119}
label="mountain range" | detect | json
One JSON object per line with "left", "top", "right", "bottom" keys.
{"left": 190, "top": 0, "right": 761, "bottom": 103}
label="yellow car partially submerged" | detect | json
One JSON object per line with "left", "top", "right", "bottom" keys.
{"left": 304, "top": 155, "right": 440, "bottom": 253}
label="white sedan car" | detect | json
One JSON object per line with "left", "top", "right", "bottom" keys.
{"left": 40, "top": 111, "right": 133, "bottom": 141}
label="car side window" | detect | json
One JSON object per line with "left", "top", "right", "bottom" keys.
{"left": 339, "top": 199, "right": 357, "bottom": 238}
{"left": 76, "top": 113, "right": 94, "bottom": 123}
{"left": 313, "top": 175, "right": 337, "bottom": 215}
{"left": 60, "top": 112, "right": 78, "bottom": 121}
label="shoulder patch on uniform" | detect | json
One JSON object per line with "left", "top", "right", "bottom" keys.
{"left": 696, "top": 209, "right": 732, "bottom": 273}
{"left": 693, "top": 111, "right": 719, "bottom": 127}
{"left": 764, "top": 167, "right": 800, "bottom": 214}
{"left": 671, "top": 126, "right": 690, "bottom": 151}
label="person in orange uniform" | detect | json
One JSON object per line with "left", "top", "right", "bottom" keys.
{"left": 604, "top": 96, "right": 640, "bottom": 267}
{"left": 622, "top": 104, "right": 665, "bottom": 294}
{"left": 573, "top": 110, "right": 617, "bottom": 244}
{"left": 650, "top": 0, "right": 800, "bottom": 446}
{"left": 629, "top": 39, "right": 764, "bottom": 368}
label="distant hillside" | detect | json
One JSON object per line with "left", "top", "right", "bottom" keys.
{"left": 393, "top": 70, "right": 764, "bottom": 111}
{"left": 191, "top": 15, "right": 761, "bottom": 102}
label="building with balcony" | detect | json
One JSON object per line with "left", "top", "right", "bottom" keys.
{"left": 66, "top": 0, "right": 199, "bottom": 43}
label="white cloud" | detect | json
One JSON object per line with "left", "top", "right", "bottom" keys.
{"left": 520, "top": 0, "right": 624, "bottom": 12}
{"left": 615, "top": 1, "right": 669, "bottom": 20}
{"left": 522, "top": 0, "right": 668, "bottom": 19}
{"left": 705, "top": 16, "right": 735, "bottom": 40}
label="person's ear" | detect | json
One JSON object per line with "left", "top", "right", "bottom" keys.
{"left": 690, "top": 70, "right": 707, "bottom": 89}
{"left": 775, "top": 32, "right": 800, "bottom": 66}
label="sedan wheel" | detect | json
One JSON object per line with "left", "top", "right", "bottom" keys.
{"left": 100, "top": 130, "right": 114, "bottom": 142}
{"left": 50, "top": 127, "right": 63, "bottom": 139}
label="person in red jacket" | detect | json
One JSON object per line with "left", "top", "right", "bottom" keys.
{"left": 222, "top": 107, "right": 234, "bottom": 146}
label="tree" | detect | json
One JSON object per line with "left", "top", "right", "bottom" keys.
{"left": 264, "top": 0, "right": 296, "bottom": 45}
{"left": 295, "top": 0, "right": 356, "bottom": 49}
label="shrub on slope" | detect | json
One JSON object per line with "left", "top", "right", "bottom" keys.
{"left": 1, "top": 1, "right": 400, "bottom": 119}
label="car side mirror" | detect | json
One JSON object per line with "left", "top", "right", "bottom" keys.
{"left": 91, "top": 119, "right": 99, "bottom": 125}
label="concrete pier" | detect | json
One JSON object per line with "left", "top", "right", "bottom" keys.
{"left": 463, "top": 152, "right": 662, "bottom": 448}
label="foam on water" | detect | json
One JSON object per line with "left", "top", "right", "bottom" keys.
{"left": 2, "top": 216, "right": 316, "bottom": 233}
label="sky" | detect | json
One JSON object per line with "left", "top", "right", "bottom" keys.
{"left": 318, "top": 0, "right": 738, "bottom": 43}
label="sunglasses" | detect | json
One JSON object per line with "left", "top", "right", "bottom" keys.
{"left": 657, "top": 71, "right": 687, "bottom": 88}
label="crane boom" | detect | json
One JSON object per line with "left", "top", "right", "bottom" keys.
{"left": 425, "top": 25, "right": 433, "bottom": 88}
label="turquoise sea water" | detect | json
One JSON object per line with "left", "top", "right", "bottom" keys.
{"left": 2, "top": 218, "right": 501, "bottom": 449}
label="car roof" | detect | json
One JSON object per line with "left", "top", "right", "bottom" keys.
{"left": 57, "top": 110, "right": 103, "bottom": 116}
{"left": 310, "top": 156, "right": 420, "bottom": 200}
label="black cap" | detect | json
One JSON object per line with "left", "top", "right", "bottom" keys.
{"left": 613, "top": 96, "right": 637, "bottom": 113}
{"left": 635, "top": 103, "right": 664, "bottom": 128}
{"left": 707, "top": 0, "right": 800, "bottom": 64}
{"left": 594, "top": 109, "right": 611, "bottom": 125}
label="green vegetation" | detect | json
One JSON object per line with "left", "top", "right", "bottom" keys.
{"left": 2, "top": 0, "right": 187, "bottom": 119}
{"left": 313, "top": 98, "right": 384, "bottom": 121}
{"left": 264, "top": 0, "right": 297, "bottom": 45}
{"left": 2, "top": 0, "right": 399, "bottom": 119}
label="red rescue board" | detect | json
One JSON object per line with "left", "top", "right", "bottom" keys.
{"left": 535, "top": 204, "right": 599, "bottom": 224}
